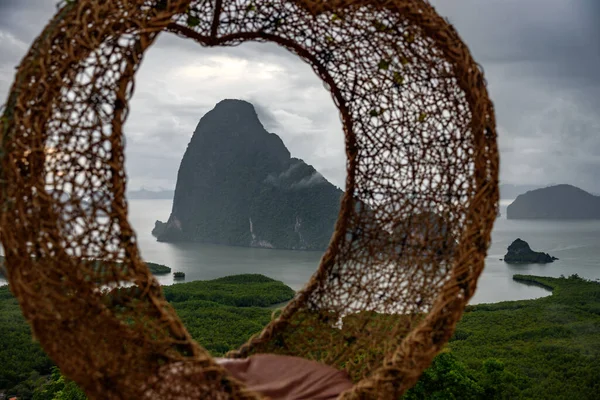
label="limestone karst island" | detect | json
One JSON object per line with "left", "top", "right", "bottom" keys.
{"left": 152, "top": 99, "right": 343, "bottom": 251}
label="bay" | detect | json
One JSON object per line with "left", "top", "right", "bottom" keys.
{"left": 1, "top": 199, "right": 598, "bottom": 305}
{"left": 124, "top": 199, "right": 600, "bottom": 304}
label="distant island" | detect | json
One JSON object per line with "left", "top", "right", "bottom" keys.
{"left": 152, "top": 99, "right": 343, "bottom": 250}
{"left": 503, "top": 238, "right": 558, "bottom": 264}
{"left": 146, "top": 262, "right": 171, "bottom": 274}
{"left": 0, "top": 257, "right": 171, "bottom": 278}
{"left": 506, "top": 184, "right": 600, "bottom": 219}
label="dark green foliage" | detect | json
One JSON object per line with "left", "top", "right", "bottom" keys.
{"left": 404, "top": 352, "right": 528, "bottom": 400}
{"left": 31, "top": 367, "right": 86, "bottom": 400}
{"left": 2, "top": 273, "right": 294, "bottom": 398}
{"left": 90, "top": 260, "right": 172, "bottom": 277}
{"left": 173, "top": 271, "right": 186, "bottom": 279}
{"left": 3, "top": 370, "right": 48, "bottom": 400}
{"left": 4, "top": 273, "right": 600, "bottom": 399}
{"left": 172, "top": 300, "right": 275, "bottom": 355}
{"left": 0, "top": 257, "right": 171, "bottom": 278}
{"left": 0, "top": 286, "right": 54, "bottom": 393}
{"left": 162, "top": 274, "right": 295, "bottom": 307}
{"left": 477, "top": 358, "right": 527, "bottom": 399}
{"left": 145, "top": 262, "right": 171, "bottom": 274}
{"left": 404, "top": 351, "right": 484, "bottom": 399}
{"left": 449, "top": 275, "right": 600, "bottom": 399}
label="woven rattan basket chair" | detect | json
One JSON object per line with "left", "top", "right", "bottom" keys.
{"left": 0, "top": 0, "right": 498, "bottom": 398}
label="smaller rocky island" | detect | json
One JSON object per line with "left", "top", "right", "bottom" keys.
{"left": 152, "top": 220, "right": 167, "bottom": 237}
{"left": 173, "top": 271, "right": 186, "bottom": 280}
{"left": 503, "top": 238, "right": 558, "bottom": 264}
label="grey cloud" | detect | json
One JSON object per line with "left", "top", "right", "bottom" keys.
{"left": 264, "top": 163, "right": 328, "bottom": 190}
{"left": 431, "top": 0, "right": 600, "bottom": 100}
{"left": 290, "top": 172, "right": 326, "bottom": 190}
{"left": 249, "top": 98, "right": 284, "bottom": 132}
{"left": 430, "top": 0, "right": 600, "bottom": 191}
{"left": 0, "top": 0, "right": 58, "bottom": 42}
{"left": 1, "top": 0, "right": 600, "bottom": 193}
{"left": 264, "top": 162, "right": 303, "bottom": 186}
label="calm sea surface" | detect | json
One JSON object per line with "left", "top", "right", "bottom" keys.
{"left": 2, "top": 199, "right": 598, "bottom": 304}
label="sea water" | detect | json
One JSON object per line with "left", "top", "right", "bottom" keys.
{"left": 1, "top": 199, "right": 598, "bottom": 305}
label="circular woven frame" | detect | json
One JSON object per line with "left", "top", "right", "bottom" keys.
{"left": 0, "top": 0, "right": 498, "bottom": 399}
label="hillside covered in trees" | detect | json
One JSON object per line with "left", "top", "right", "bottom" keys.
{"left": 1, "top": 274, "right": 295, "bottom": 399}
{"left": 1, "top": 273, "right": 599, "bottom": 399}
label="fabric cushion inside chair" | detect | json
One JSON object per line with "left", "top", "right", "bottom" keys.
{"left": 216, "top": 354, "right": 354, "bottom": 399}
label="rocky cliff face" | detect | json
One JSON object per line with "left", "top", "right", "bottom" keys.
{"left": 153, "top": 99, "right": 343, "bottom": 250}
{"left": 506, "top": 184, "right": 600, "bottom": 220}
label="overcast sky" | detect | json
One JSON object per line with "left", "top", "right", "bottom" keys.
{"left": 1, "top": 0, "right": 599, "bottom": 192}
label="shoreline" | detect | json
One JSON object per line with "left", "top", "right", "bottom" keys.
{"left": 512, "top": 274, "right": 556, "bottom": 292}
{"left": 0, "top": 273, "right": 560, "bottom": 306}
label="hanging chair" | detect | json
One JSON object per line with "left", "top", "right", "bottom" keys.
{"left": 0, "top": 0, "right": 498, "bottom": 399}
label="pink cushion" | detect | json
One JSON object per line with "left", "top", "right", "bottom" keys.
{"left": 216, "top": 354, "right": 354, "bottom": 400}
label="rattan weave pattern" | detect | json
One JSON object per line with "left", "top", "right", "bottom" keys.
{"left": 0, "top": 1, "right": 498, "bottom": 399}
